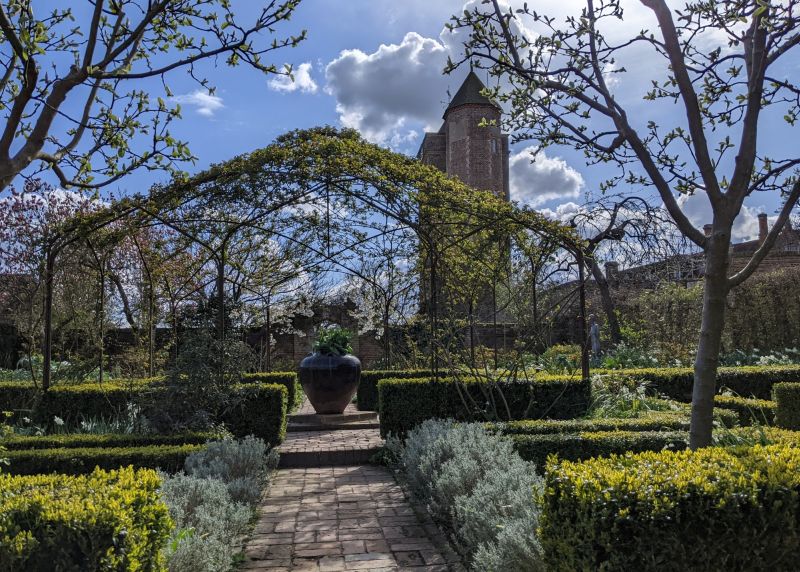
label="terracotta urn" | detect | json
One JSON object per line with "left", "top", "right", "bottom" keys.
{"left": 298, "top": 352, "right": 361, "bottom": 414}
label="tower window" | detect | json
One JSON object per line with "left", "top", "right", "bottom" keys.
{"left": 490, "top": 139, "right": 498, "bottom": 153}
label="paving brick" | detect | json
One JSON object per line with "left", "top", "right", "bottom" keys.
{"left": 240, "top": 465, "right": 458, "bottom": 571}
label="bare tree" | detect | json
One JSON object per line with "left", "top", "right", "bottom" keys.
{"left": 451, "top": 0, "right": 800, "bottom": 447}
{"left": 570, "top": 195, "right": 684, "bottom": 344}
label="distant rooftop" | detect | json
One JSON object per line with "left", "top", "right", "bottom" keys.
{"left": 443, "top": 70, "right": 500, "bottom": 118}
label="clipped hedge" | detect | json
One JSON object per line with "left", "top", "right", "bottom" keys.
{"left": 598, "top": 364, "right": 800, "bottom": 401}
{"left": 0, "top": 380, "right": 288, "bottom": 444}
{"left": 488, "top": 408, "right": 737, "bottom": 435}
{"left": 714, "top": 394, "right": 776, "bottom": 426}
{"left": 774, "top": 382, "right": 800, "bottom": 430}
{"left": 540, "top": 445, "right": 800, "bottom": 571}
{"left": 0, "top": 467, "right": 171, "bottom": 569}
{"left": 221, "top": 382, "right": 287, "bottom": 446}
{"left": 0, "top": 378, "right": 164, "bottom": 417}
{"left": 511, "top": 430, "right": 687, "bottom": 470}
{"left": 357, "top": 369, "right": 432, "bottom": 411}
{"left": 3, "top": 431, "right": 215, "bottom": 451}
{"left": 242, "top": 371, "right": 302, "bottom": 411}
{"left": 39, "top": 382, "right": 161, "bottom": 425}
{"left": 378, "top": 375, "right": 591, "bottom": 438}
{"left": 4, "top": 444, "right": 203, "bottom": 475}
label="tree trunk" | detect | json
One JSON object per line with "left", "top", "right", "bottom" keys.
{"left": 98, "top": 270, "right": 105, "bottom": 385}
{"left": 42, "top": 248, "right": 56, "bottom": 392}
{"left": 383, "top": 303, "right": 391, "bottom": 368}
{"left": 577, "top": 251, "right": 590, "bottom": 380}
{"left": 689, "top": 228, "right": 731, "bottom": 448}
{"left": 589, "top": 260, "right": 623, "bottom": 345}
{"left": 215, "top": 248, "right": 227, "bottom": 386}
{"left": 429, "top": 251, "right": 439, "bottom": 375}
{"left": 148, "top": 284, "right": 155, "bottom": 378}
{"left": 492, "top": 281, "right": 498, "bottom": 370}
{"left": 265, "top": 303, "right": 272, "bottom": 372}
{"left": 469, "top": 299, "right": 476, "bottom": 366}
{"left": 216, "top": 250, "right": 226, "bottom": 343}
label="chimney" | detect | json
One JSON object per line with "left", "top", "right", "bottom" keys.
{"left": 703, "top": 224, "right": 713, "bottom": 237}
{"left": 758, "top": 213, "right": 768, "bottom": 244}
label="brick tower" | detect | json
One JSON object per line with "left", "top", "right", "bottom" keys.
{"left": 417, "top": 70, "right": 510, "bottom": 199}
{"left": 417, "top": 71, "right": 512, "bottom": 326}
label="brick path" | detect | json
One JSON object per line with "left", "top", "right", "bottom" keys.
{"left": 241, "top": 466, "right": 460, "bottom": 571}
{"left": 241, "top": 398, "right": 462, "bottom": 570}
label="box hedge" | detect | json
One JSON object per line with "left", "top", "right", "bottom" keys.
{"left": 0, "top": 466, "right": 172, "bottom": 569}
{"left": 357, "top": 370, "right": 432, "bottom": 411}
{"left": 0, "top": 381, "right": 288, "bottom": 444}
{"left": 377, "top": 375, "right": 591, "bottom": 437}
{"left": 220, "top": 382, "right": 287, "bottom": 446}
{"left": 714, "top": 394, "right": 776, "bottom": 426}
{"left": 774, "top": 382, "right": 800, "bottom": 430}
{"left": 540, "top": 445, "right": 800, "bottom": 571}
{"left": 511, "top": 430, "right": 687, "bottom": 470}
{"left": 3, "top": 431, "right": 215, "bottom": 451}
{"left": 4, "top": 444, "right": 204, "bottom": 475}
{"left": 488, "top": 407, "right": 738, "bottom": 435}
{"left": 241, "top": 371, "right": 302, "bottom": 411}
{"left": 597, "top": 364, "right": 800, "bottom": 401}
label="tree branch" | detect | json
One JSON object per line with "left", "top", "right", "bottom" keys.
{"left": 639, "top": 0, "right": 723, "bottom": 205}
{"left": 728, "top": 177, "right": 800, "bottom": 288}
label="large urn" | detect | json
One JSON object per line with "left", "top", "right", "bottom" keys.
{"left": 299, "top": 352, "right": 361, "bottom": 414}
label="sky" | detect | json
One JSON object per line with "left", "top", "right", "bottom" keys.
{"left": 19, "top": 0, "right": 800, "bottom": 243}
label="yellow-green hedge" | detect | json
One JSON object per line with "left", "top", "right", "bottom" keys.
{"left": 540, "top": 445, "right": 800, "bottom": 571}
{"left": 0, "top": 466, "right": 172, "bottom": 569}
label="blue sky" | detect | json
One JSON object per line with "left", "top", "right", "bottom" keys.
{"left": 21, "top": 0, "right": 800, "bottom": 242}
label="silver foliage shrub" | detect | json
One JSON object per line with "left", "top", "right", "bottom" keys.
{"left": 159, "top": 473, "right": 251, "bottom": 572}
{"left": 399, "top": 420, "right": 545, "bottom": 571}
{"left": 471, "top": 517, "right": 545, "bottom": 572}
{"left": 184, "top": 435, "right": 277, "bottom": 505}
{"left": 455, "top": 463, "right": 544, "bottom": 571}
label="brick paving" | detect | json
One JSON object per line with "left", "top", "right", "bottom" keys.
{"left": 280, "top": 430, "right": 383, "bottom": 455}
{"left": 279, "top": 397, "right": 383, "bottom": 468}
{"left": 241, "top": 465, "right": 461, "bottom": 571}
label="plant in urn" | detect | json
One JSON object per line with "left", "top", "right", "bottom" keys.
{"left": 299, "top": 327, "right": 361, "bottom": 414}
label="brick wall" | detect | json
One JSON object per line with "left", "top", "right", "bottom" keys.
{"left": 441, "top": 104, "right": 507, "bottom": 198}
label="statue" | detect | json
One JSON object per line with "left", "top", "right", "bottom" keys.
{"left": 589, "top": 314, "right": 601, "bottom": 359}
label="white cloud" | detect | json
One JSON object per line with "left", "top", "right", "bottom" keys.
{"left": 676, "top": 193, "right": 773, "bottom": 242}
{"left": 539, "top": 201, "right": 582, "bottom": 223}
{"left": 268, "top": 62, "right": 318, "bottom": 94}
{"left": 170, "top": 90, "right": 224, "bottom": 117}
{"left": 325, "top": 32, "right": 453, "bottom": 144}
{"left": 509, "top": 148, "right": 584, "bottom": 207}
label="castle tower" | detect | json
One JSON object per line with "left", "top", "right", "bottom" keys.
{"left": 416, "top": 71, "right": 512, "bottom": 326}
{"left": 417, "top": 71, "right": 510, "bottom": 199}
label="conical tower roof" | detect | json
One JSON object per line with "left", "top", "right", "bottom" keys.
{"left": 443, "top": 70, "right": 500, "bottom": 118}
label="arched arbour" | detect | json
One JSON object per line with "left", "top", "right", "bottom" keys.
{"left": 43, "top": 128, "right": 578, "bottom": 388}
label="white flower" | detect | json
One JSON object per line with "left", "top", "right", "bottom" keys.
{"left": 22, "top": 416, "right": 30, "bottom": 424}
{"left": 53, "top": 416, "right": 64, "bottom": 426}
